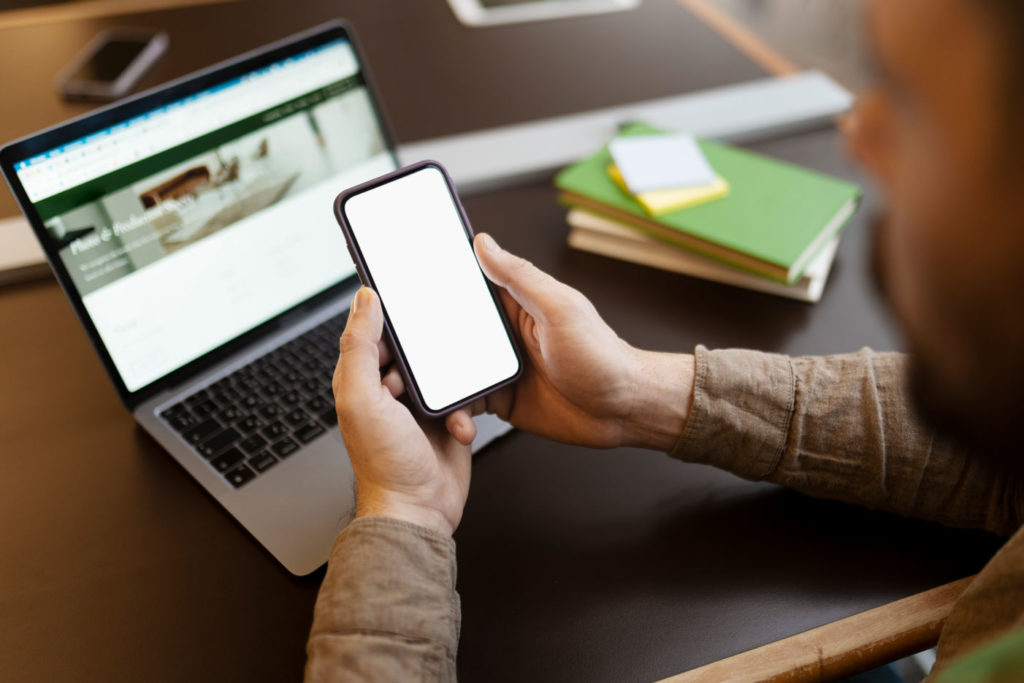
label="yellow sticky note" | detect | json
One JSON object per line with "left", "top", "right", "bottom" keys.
{"left": 608, "top": 164, "right": 729, "bottom": 216}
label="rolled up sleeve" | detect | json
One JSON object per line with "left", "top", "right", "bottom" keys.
{"left": 305, "top": 516, "right": 460, "bottom": 682}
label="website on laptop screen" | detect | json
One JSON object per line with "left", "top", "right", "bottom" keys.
{"left": 13, "top": 39, "right": 395, "bottom": 392}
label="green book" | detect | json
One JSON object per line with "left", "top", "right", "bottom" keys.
{"left": 555, "top": 124, "right": 861, "bottom": 283}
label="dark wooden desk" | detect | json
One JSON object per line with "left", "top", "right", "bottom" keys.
{"left": 0, "top": 1, "right": 1004, "bottom": 681}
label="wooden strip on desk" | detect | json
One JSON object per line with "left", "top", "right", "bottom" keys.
{"left": 673, "top": 0, "right": 800, "bottom": 77}
{"left": 659, "top": 575, "right": 974, "bottom": 682}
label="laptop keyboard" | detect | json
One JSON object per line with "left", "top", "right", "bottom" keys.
{"left": 159, "top": 310, "right": 348, "bottom": 489}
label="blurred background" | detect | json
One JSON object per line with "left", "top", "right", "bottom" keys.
{"left": 0, "top": 0, "right": 870, "bottom": 89}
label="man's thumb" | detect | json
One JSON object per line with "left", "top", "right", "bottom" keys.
{"left": 338, "top": 287, "right": 384, "bottom": 393}
{"left": 474, "top": 233, "right": 557, "bottom": 322}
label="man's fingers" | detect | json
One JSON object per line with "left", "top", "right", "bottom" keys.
{"left": 497, "top": 288, "right": 523, "bottom": 333}
{"left": 337, "top": 287, "right": 385, "bottom": 398}
{"left": 475, "top": 233, "right": 567, "bottom": 323}
{"left": 483, "top": 386, "right": 515, "bottom": 422}
{"left": 446, "top": 408, "right": 477, "bottom": 446}
{"left": 381, "top": 366, "right": 405, "bottom": 398}
{"left": 467, "top": 397, "right": 487, "bottom": 417}
{"left": 377, "top": 339, "right": 392, "bottom": 367}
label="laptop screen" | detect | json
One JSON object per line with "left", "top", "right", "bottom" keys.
{"left": 9, "top": 33, "right": 396, "bottom": 394}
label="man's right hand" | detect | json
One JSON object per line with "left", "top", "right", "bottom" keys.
{"left": 470, "top": 233, "right": 694, "bottom": 452}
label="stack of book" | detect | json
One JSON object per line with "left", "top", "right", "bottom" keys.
{"left": 554, "top": 124, "right": 861, "bottom": 302}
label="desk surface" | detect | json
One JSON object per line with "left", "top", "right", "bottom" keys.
{"left": 0, "top": 2, "right": 1004, "bottom": 682}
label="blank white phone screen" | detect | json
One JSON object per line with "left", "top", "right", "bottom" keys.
{"left": 343, "top": 165, "right": 520, "bottom": 412}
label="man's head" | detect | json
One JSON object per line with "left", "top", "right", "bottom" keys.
{"left": 848, "top": 0, "right": 1024, "bottom": 460}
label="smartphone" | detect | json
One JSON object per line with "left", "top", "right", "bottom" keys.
{"left": 334, "top": 161, "right": 522, "bottom": 417}
{"left": 57, "top": 28, "right": 168, "bottom": 101}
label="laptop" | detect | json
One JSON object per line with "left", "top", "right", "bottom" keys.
{"left": 0, "top": 21, "right": 510, "bottom": 576}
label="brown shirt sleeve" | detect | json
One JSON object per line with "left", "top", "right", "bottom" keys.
{"left": 305, "top": 516, "right": 460, "bottom": 683}
{"left": 671, "top": 345, "right": 1023, "bottom": 536}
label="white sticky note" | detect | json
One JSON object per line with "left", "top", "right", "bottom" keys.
{"left": 609, "top": 134, "right": 716, "bottom": 194}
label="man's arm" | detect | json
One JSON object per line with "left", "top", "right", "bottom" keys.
{"left": 305, "top": 287, "right": 473, "bottom": 682}
{"left": 472, "top": 235, "right": 1023, "bottom": 537}
{"left": 670, "top": 346, "right": 1024, "bottom": 536}
{"left": 305, "top": 517, "right": 459, "bottom": 682}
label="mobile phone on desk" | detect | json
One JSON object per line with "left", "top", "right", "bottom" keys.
{"left": 334, "top": 160, "right": 523, "bottom": 417}
{"left": 57, "top": 28, "right": 168, "bottom": 101}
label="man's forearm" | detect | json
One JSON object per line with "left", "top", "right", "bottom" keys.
{"left": 669, "top": 346, "right": 1023, "bottom": 536}
{"left": 305, "top": 517, "right": 460, "bottom": 682}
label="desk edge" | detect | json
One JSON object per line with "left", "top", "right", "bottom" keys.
{"left": 658, "top": 575, "right": 975, "bottom": 683}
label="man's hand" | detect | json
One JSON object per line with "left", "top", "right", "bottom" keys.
{"left": 471, "top": 233, "right": 694, "bottom": 452}
{"left": 333, "top": 287, "right": 473, "bottom": 536}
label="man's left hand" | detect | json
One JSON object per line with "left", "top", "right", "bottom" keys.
{"left": 333, "top": 287, "right": 476, "bottom": 537}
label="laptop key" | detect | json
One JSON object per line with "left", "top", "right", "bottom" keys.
{"left": 248, "top": 452, "right": 277, "bottom": 473}
{"left": 259, "top": 404, "right": 281, "bottom": 420}
{"left": 215, "top": 406, "right": 242, "bottom": 423}
{"left": 224, "top": 464, "right": 256, "bottom": 489}
{"left": 182, "top": 418, "right": 220, "bottom": 443}
{"left": 239, "top": 433, "right": 267, "bottom": 454}
{"left": 319, "top": 408, "right": 338, "bottom": 426}
{"left": 236, "top": 414, "right": 263, "bottom": 433}
{"left": 294, "top": 422, "right": 326, "bottom": 444}
{"left": 168, "top": 412, "right": 200, "bottom": 431}
{"left": 197, "top": 427, "right": 241, "bottom": 458}
{"left": 211, "top": 447, "right": 245, "bottom": 473}
{"left": 272, "top": 438, "right": 300, "bottom": 459}
{"left": 261, "top": 381, "right": 284, "bottom": 397}
{"left": 207, "top": 391, "right": 229, "bottom": 407}
{"left": 305, "top": 395, "right": 330, "bottom": 414}
{"left": 261, "top": 420, "right": 287, "bottom": 440}
{"left": 161, "top": 402, "right": 188, "bottom": 420}
{"left": 192, "top": 399, "right": 218, "bottom": 417}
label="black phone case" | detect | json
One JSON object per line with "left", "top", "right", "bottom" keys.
{"left": 333, "top": 160, "right": 523, "bottom": 418}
